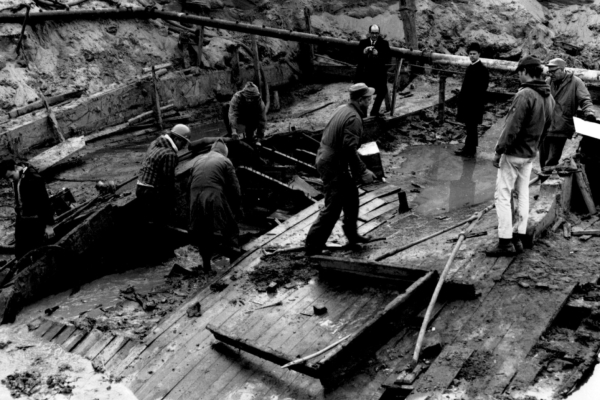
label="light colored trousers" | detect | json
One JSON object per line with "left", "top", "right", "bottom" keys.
{"left": 495, "top": 154, "right": 534, "bottom": 239}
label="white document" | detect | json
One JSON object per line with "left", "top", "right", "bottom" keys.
{"left": 574, "top": 117, "right": 600, "bottom": 140}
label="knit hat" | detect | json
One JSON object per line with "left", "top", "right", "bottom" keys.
{"left": 211, "top": 138, "right": 229, "bottom": 157}
{"left": 547, "top": 58, "right": 567, "bottom": 70}
{"left": 170, "top": 124, "right": 191, "bottom": 143}
{"left": 516, "top": 56, "right": 542, "bottom": 71}
{"left": 241, "top": 82, "right": 261, "bottom": 99}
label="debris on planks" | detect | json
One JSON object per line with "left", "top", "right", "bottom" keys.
{"left": 313, "top": 305, "right": 327, "bottom": 315}
{"left": 186, "top": 302, "right": 202, "bottom": 318}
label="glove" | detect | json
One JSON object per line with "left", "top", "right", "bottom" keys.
{"left": 585, "top": 114, "right": 597, "bottom": 122}
{"left": 361, "top": 169, "right": 376, "bottom": 184}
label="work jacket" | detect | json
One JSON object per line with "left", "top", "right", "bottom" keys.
{"left": 456, "top": 60, "right": 489, "bottom": 125}
{"left": 355, "top": 37, "right": 391, "bottom": 90}
{"left": 547, "top": 72, "right": 595, "bottom": 138}
{"left": 228, "top": 91, "right": 266, "bottom": 132}
{"left": 138, "top": 135, "right": 178, "bottom": 193}
{"left": 316, "top": 103, "right": 368, "bottom": 183}
{"left": 495, "top": 80, "right": 555, "bottom": 159}
{"left": 15, "top": 166, "right": 54, "bottom": 224}
{"left": 188, "top": 151, "right": 241, "bottom": 236}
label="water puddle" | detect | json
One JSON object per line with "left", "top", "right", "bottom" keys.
{"left": 387, "top": 145, "right": 498, "bottom": 216}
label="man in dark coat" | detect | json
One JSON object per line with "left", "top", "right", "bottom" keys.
{"left": 189, "top": 139, "right": 242, "bottom": 271}
{"left": 0, "top": 160, "right": 55, "bottom": 258}
{"left": 305, "top": 83, "right": 377, "bottom": 256}
{"left": 540, "top": 58, "right": 596, "bottom": 170}
{"left": 356, "top": 24, "right": 391, "bottom": 117}
{"left": 486, "top": 56, "right": 554, "bottom": 257}
{"left": 455, "top": 42, "right": 490, "bottom": 157}
{"left": 228, "top": 82, "right": 267, "bottom": 143}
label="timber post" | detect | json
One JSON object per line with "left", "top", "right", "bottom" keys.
{"left": 197, "top": 25, "right": 204, "bottom": 67}
{"left": 231, "top": 44, "right": 241, "bottom": 88}
{"left": 438, "top": 73, "right": 447, "bottom": 124}
{"left": 15, "top": 5, "right": 30, "bottom": 56}
{"left": 151, "top": 65, "right": 163, "bottom": 130}
{"left": 399, "top": 0, "right": 418, "bottom": 50}
{"left": 390, "top": 58, "right": 403, "bottom": 117}
{"left": 251, "top": 35, "right": 263, "bottom": 97}
{"left": 303, "top": 7, "right": 315, "bottom": 74}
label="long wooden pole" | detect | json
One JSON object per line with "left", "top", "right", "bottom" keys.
{"left": 151, "top": 66, "right": 163, "bottom": 130}
{"left": 390, "top": 58, "right": 403, "bottom": 117}
{"left": 15, "top": 6, "right": 30, "bottom": 55}
{"left": 251, "top": 35, "right": 263, "bottom": 95}
{"left": 3, "top": 9, "right": 600, "bottom": 81}
{"left": 399, "top": 0, "right": 418, "bottom": 50}
{"left": 304, "top": 7, "right": 315, "bottom": 73}
{"left": 197, "top": 25, "right": 204, "bottom": 67}
{"left": 438, "top": 74, "right": 446, "bottom": 124}
{"left": 411, "top": 203, "right": 494, "bottom": 366}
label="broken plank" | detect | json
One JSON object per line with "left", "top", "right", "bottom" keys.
{"left": 571, "top": 229, "right": 600, "bottom": 236}
{"left": 260, "top": 145, "right": 317, "bottom": 173}
{"left": 28, "top": 136, "right": 86, "bottom": 173}
{"left": 206, "top": 324, "right": 321, "bottom": 378}
{"left": 83, "top": 333, "right": 116, "bottom": 360}
{"left": 61, "top": 329, "right": 89, "bottom": 352}
{"left": 109, "top": 343, "right": 147, "bottom": 377}
{"left": 410, "top": 344, "right": 475, "bottom": 393}
{"left": 361, "top": 201, "right": 399, "bottom": 222}
{"left": 51, "top": 325, "right": 77, "bottom": 346}
{"left": 312, "top": 255, "right": 427, "bottom": 283}
{"left": 71, "top": 329, "right": 105, "bottom": 356}
{"left": 31, "top": 318, "right": 54, "bottom": 338}
{"left": 41, "top": 320, "right": 66, "bottom": 341}
{"left": 93, "top": 335, "right": 128, "bottom": 366}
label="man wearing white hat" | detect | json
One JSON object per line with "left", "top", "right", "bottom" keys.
{"left": 540, "top": 58, "right": 596, "bottom": 171}
{"left": 305, "top": 83, "right": 378, "bottom": 256}
{"left": 137, "top": 124, "right": 191, "bottom": 233}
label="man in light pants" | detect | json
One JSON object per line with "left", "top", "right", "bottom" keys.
{"left": 486, "top": 56, "right": 555, "bottom": 257}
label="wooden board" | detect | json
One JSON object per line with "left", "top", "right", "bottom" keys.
{"left": 28, "top": 136, "right": 85, "bottom": 172}
{"left": 312, "top": 255, "right": 427, "bottom": 283}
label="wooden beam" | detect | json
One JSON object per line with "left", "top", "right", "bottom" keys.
{"left": 571, "top": 229, "right": 600, "bottom": 236}
{"left": 151, "top": 66, "right": 163, "bottom": 130}
{"left": 206, "top": 324, "right": 322, "bottom": 378}
{"left": 390, "top": 58, "right": 403, "bottom": 117}
{"left": 399, "top": 0, "right": 418, "bottom": 50}
{"left": 9, "top": 89, "right": 83, "bottom": 119}
{"left": 575, "top": 162, "right": 597, "bottom": 215}
{"left": 311, "top": 255, "right": 427, "bottom": 283}
{"left": 259, "top": 145, "right": 317, "bottom": 173}
{"left": 251, "top": 35, "right": 262, "bottom": 93}
{"left": 303, "top": 7, "right": 315, "bottom": 73}
{"left": 197, "top": 25, "right": 204, "bottom": 67}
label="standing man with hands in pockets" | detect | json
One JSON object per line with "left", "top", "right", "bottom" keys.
{"left": 305, "top": 83, "right": 378, "bottom": 256}
{"left": 356, "top": 24, "right": 391, "bottom": 117}
{"left": 486, "top": 56, "right": 555, "bottom": 257}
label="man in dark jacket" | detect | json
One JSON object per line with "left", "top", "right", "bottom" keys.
{"left": 455, "top": 42, "right": 489, "bottom": 157}
{"left": 189, "top": 139, "right": 242, "bottom": 271}
{"left": 356, "top": 24, "right": 391, "bottom": 117}
{"left": 228, "top": 82, "right": 267, "bottom": 143}
{"left": 540, "top": 58, "right": 596, "bottom": 170}
{"left": 0, "top": 160, "right": 54, "bottom": 258}
{"left": 137, "top": 124, "right": 191, "bottom": 228}
{"left": 487, "top": 56, "right": 555, "bottom": 257}
{"left": 305, "top": 83, "right": 377, "bottom": 256}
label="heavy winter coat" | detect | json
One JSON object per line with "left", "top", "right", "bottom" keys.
{"left": 547, "top": 73, "right": 595, "bottom": 138}
{"left": 316, "top": 103, "right": 368, "bottom": 183}
{"left": 355, "top": 37, "right": 391, "bottom": 91}
{"left": 456, "top": 61, "right": 490, "bottom": 125}
{"left": 188, "top": 151, "right": 241, "bottom": 238}
{"left": 495, "top": 80, "right": 555, "bottom": 159}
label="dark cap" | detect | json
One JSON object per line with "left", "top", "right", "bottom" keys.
{"left": 516, "top": 55, "right": 542, "bottom": 71}
{"left": 467, "top": 42, "right": 481, "bottom": 53}
{"left": 349, "top": 83, "right": 376, "bottom": 99}
{"left": 546, "top": 58, "right": 566, "bottom": 70}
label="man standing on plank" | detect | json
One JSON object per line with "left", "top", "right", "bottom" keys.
{"left": 305, "top": 83, "right": 377, "bottom": 256}
{"left": 486, "top": 56, "right": 554, "bottom": 257}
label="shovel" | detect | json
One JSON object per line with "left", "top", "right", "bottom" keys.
{"left": 28, "top": 91, "right": 85, "bottom": 172}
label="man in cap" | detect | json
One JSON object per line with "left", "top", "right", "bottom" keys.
{"left": 136, "top": 124, "right": 191, "bottom": 231}
{"left": 356, "top": 24, "right": 391, "bottom": 117}
{"left": 189, "top": 139, "right": 242, "bottom": 271}
{"left": 0, "top": 160, "right": 54, "bottom": 258}
{"left": 540, "top": 58, "right": 596, "bottom": 171}
{"left": 455, "top": 42, "right": 490, "bottom": 158}
{"left": 486, "top": 56, "right": 554, "bottom": 257}
{"left": 305, "top": 83, "right": 378, "bottom": 256}
{"left": 228, "top": 81, "right": 267, "bottom": 143}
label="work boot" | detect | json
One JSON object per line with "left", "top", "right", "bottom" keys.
{"left": 485, "top": 238, "right": 516, "bottom": 257}
{"left": 346, "top": 234, "right": 372, "bottom": 246}
{"left": 512, "top": 234, "right": 524, "bottom": 254}
{"left": 304, "top": 246, "right": 322, "bottom": 257}
{"left": 454, "top": 147, "right": 475, "bottom": 158}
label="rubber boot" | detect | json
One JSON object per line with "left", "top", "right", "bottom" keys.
{"left": 485, "top": 238, "right": 516, "bottom": 257}
{"left": 512, "top": 234, "right": 525, "bottom": 254}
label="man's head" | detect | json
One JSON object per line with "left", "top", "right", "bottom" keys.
{"left": 349, "top": 82, "right": 375, "bottom": 115}
{"left": 168, "top": 124, "right": 191, "bottom": 150}
{"left": 546, "top": 58, "right": 567, "bottom": 81}
{"left": 516, "top": 56, "right": 543, "bottom": 83}
{"left": 211, "top": 138, "right": 229, "bottom": 157}
{"left": 368, "top": 24, "right": 380, "bottom": 41}
{"left": 0, "top": 159, "right": 20, "bottom": 182}
{"left": 467, "top": 42, "right": 481, "bottom": 63}
{"left": 241, "top": 81, "right": 261, "bottom": 100}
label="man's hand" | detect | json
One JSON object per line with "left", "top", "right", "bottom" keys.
{"left": 361, "top": 169, "right": 376, "bottom": 184}
{"left": 492, "top": 153, "right": 501, "bottom": 169}
{"left": 371, "top": 48, "right": 378, "bottom": 56}
{"left": 231, "top": 130, "right": 240, "bottom": 140}
{"left": 585, "top": 113, "right": 597, "bottom": 122}
{"left": 45, "top": 226, "right": 55, "bottom": 240}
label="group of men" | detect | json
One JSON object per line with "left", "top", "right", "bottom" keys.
{"left": 453, "top": 45, "right": 597, "bottom": 256}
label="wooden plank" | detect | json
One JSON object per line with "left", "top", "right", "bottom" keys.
{"left": 41, "top": 321, "right": 66, "bottom": 341}
{"left": 83, "top": 333, "right": 115, "bottom": 360}
{"left": 94, "top": 335, "right": 128, "bottom": 366}
{"left": 410, "top": 344, "right": 475, "bottom": 392}
{"left": 316, "top": 271, "right": 436, "bottom": 384}
{"left": 71, "top": 329, "right": 104, "bottom": 356}
{"left": 51, "top": 325, "right": 77, "bottom": 346}
{"left": 362, "top": 201, "right": 399, "bottom": 222}
{"left": 104, "top": 338, "right": 134, "bottom": 373}
{"left": 206, "top": 325, "right": 321, "bottom": 378}
{"left": 32, "top": 318, "right": 54, "bottom": 337}
{"left": 28, "top": 136, "right": 86, "bottom": 173}
{"left": 572, "top": 229, "right": 600, "bottom": 236}
{"left": 61, "top": 329, "right": 88, "bottom": 352}
{"left": 312, "top": 255, "right": 427, "bottom": 282}
{"left": 111, "top": 343, "right": 147, "bottom": 377}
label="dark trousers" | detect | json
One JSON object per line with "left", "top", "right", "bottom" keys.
{"left": 305, "top": 174, "right": 359, "bottom": 250}
{"left": 136, "top": 185, "right": 174, "bottom": 257}
{"left": 584, "top": 161, "right": 600, "bottom": 205}
{"left": 464, "top": 122, "right": 479, "bottom": 151}
{"left": 15, "top": 215, "right": 45, "bottom": 259}
{"left": 539, "top": 137, "right": 568, "bottom": 168}
{"left": 370, "top": 84, "right": 388, "bottom": 116}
